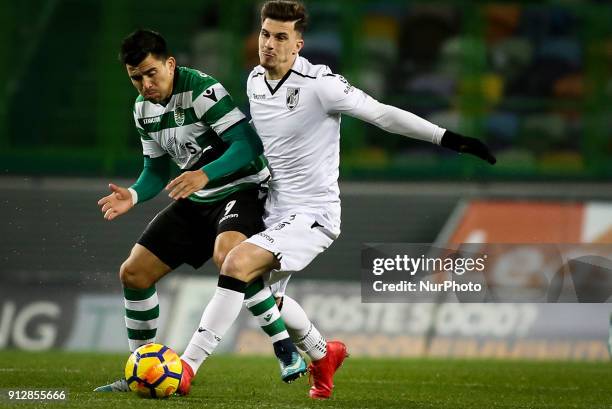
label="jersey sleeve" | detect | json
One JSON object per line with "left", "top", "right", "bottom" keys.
{"left": 314, "top": 74, "right": 445, "bottom": 145}
{"left": 191, "top": 82, "right": 246, "bottom": 136}
{"left": 133, "top": 109, "right": 165, "bottom": 158}
{"left": 314, "top": 74, "right": 366, "bottom": 114}
{"left": 129, "top": 154, "right": 171, "bottom": 205}
{"left": 201, "top": 121, "right": 263, "bottom": 182}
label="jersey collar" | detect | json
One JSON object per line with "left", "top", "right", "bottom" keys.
{"left": 263, "top": 56, "right": 303, "bottom": 96}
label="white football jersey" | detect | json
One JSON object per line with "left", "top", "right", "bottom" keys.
{"left": 247, "top": 57, "right": 349, "bottom": 234}
{"left": 247, "top": 56, "right": 444, "bottom": 235}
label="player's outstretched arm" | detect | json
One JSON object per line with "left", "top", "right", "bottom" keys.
{"left": 129, "top": 154, "right": 171, "bottom": 203}
{"left": 316, "top": 74, "right": 496, "bottom": 165}
{"left": 97, "top": 154, "right": 170, "bottom": 219}
{"left": 440, "top": 130, "right": 496, "bottom": 164}
{"left": 97, "top": 183, "right": 134, "bottom": 221}
{"left": 350, "top": 98, "right": 497, "bottom": 165}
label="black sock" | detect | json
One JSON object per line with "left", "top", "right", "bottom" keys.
{"left": 273, "top": 337, "right": 299, "bottom": 365}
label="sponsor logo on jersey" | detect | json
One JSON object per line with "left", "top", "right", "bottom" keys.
{"left": 143, "top": 116, "right": 161, "bottom": 124}
{"left": 174, "top": 105, "right": 185, "bottom": 126}
{"left": 286, "top": 87, "right": 300, "bottom": 110}
{"left": 203, "top": 87, "right": 218, "bottom": 102}
{"left": 252, "top": 93, "right": 266, "bottom": 100}
{"left": 163, "top": 136, "right": 179, "bottom": 158}
{"left": 219, "top": 213, "right": 238, "bottom": 224}
{"left": 339, "top": 75, "right": 354, "bottom": 94}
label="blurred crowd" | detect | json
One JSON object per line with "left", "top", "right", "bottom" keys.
{"left": 7, "top": 1, "right": 611, "bottom": 179}
{"left": 189, "top": 2, "right": 612, "bottom": 176}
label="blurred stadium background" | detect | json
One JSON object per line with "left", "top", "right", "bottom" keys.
{"left": 1, "top": 0, "right": 611, "bottom": 363}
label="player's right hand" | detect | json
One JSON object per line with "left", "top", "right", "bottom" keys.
{"left": 97, "top": 183, "right": 134, "bottom": 221}
{"left": 440, "top": 130, "right": 497, "bottom": 165}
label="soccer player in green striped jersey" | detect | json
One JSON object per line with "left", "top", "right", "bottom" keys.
{"left": 94, "top": 29, "right": 305, "bottom": 394}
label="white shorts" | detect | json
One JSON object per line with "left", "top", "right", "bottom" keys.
{"left": 246, "top": 213, "right": 337, "bottom": 296}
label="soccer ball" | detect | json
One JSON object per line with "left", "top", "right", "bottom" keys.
{"left": 124, "top": 343, "right": 183, "bottom": 398}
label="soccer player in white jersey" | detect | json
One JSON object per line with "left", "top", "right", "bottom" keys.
{"left": 181, "top": 0, "right": 496, "bottom": 399}
{"left": 94, "top": 29, "right": 308, "bottom": 394}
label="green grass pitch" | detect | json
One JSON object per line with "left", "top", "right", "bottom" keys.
{"left": 0, "top": 351, "right": 610, "bottom": 408}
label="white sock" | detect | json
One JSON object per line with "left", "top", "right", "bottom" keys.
{"left": 280, "top": 295, "right": 327, "bottom": 361}
{"left": 181, "top": 276, "right": 246, "bottom": 373}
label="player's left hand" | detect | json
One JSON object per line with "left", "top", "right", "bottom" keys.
{"left": 165, "top": 169, "right": 209, "bottom": 200}
{"left": 440, "top": 130, "right": 497, "bottom": 165}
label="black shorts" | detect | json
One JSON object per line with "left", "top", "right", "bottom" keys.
{"left": 137, "top": 187, "right": 265, "bottom": 269}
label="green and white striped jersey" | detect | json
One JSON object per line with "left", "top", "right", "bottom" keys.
{"left": 133, "top": 66, "right": 269, "bottom": 203}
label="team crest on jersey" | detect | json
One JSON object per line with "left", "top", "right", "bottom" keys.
{"left": 286, "top": 87, "right": 300, "bottom": 110}
{"left": 174, "top": 106, "right": 185, "bottom": 126}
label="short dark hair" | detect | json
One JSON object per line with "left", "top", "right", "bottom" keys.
{"left": 261, "top": 0, "right": 308, "bottom": 34}
{"left": 119, "top": 29, "right": 169, "bottom": 66}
